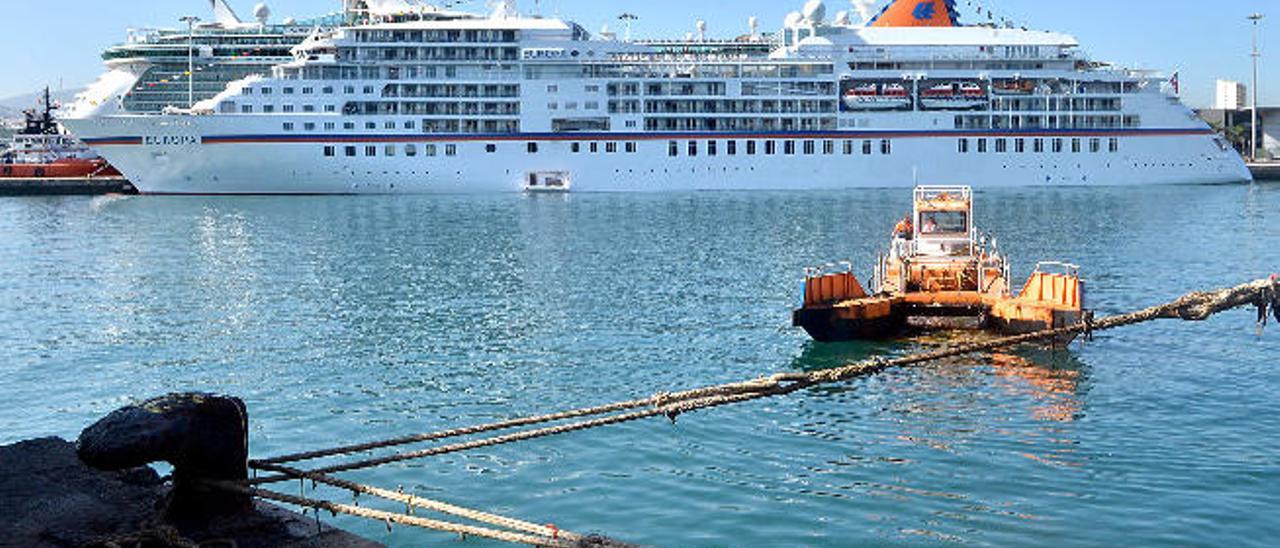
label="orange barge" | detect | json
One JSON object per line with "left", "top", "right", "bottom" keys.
{"left": 793, "top": 186, "right": 1086, "bottom": 342}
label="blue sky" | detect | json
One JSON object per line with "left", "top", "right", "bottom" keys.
{"left": 1, "top": 0, "right": 1276, "bottom": 108}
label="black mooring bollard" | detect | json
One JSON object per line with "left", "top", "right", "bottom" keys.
{"left": 77, "top": 393, "right": 251, "bottom": 522}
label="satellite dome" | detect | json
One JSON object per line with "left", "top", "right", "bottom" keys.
{"left": 833, "top": 10, "right": 851, "bottom": 26}
{"left": 253, "top": 3, "right": 271, "bottom": 24}
{"left": 802, "top": 0, "right": 826, "bottom": 25}
{"left": 784, "top": 11, "right": 804, "bottom": 29}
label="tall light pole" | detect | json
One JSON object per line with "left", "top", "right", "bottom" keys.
{"left": 180, "top": 15, "right": 200, "bottom": 109}
{"left": 1249, "top": 13, "right": 1264, "bottom": 160}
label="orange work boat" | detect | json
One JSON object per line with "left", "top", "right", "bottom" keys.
{"left": 793, "top": 186, "right": 1086, "bottom": 343}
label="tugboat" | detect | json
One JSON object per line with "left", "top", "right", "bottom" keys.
{"left": 0, "top": 88, "right": 119, "bottom": 179}
{"left": 793, "top": 186, "right": 1086, "bottom": 342}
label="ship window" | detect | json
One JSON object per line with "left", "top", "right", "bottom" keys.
{"left": 688, "top": 141, "right": 698, "bottom": 157}
{"left": 366, "top": 122, "right": 377, "bottom": 130}
{"left": 323, "top": 87, "right": 334, "bottom": 94}
{"left": 303, "top": 105, "right": 316, "bottom": 113}
{"left": 385, "top": 145, "right": 396, "bottom": 157}
{"left": 784, "top": 140, "right": 796, "bottom": 155}
{"left": 241, "top": 105, "right": 253, "bottom": 114}
{"left": 263, "top": 105, "right": 275, "bottom": 113}
{"left": 862, "top": 140, "right": 872, "bottom": 155}
{"left": 727, "top": 140, "right": 737, "bottom": 155}
{"left": 1053, "top": 138, "right": 1064, "bottom": 153}
{"left": 404, "top": 121, "right": 415, "bottom": 130}
{"left": 1090, "top": 138, "right": 1101, "bottom": 153}
{"left": 977, "top": 139, "right": 987, "bottom": 153}
{"left": 626, "top": 142, "right": 637, "bottom": 153}
{"left": 323, "top": 146, "right": 335, "bottom": 157}
{"left": 364, "top": 146, "right": 376, "bottom": 157}
{"left": 283, "top": 122, "right": 294, "bottom": 131}
{"left": 669, "top": 141, "right": 678, "bottom": 156}
{"left": 1072, "top": 138, "right": 1082, "bottom": 153}
{"left": 527, "top": 142, "right": 538, "bottom": 153}
{"left": 1015, "top": 138, "right": 1025, "bottom": 153}
{"left": 707, "top": 141, "right": 717, "bottom": 156}
{"left": 445, "top": 144, "right": 457, "bottom": 156}
{"left": 843, "top": 140, "right": 853, "bottom": 155}
{"left": 1109, "top": 138, "right": 1119, "bottom": 153}
{"left": 747, "top": 140, "right": 757, "bottom": 155}
{"left": 304, "top": 123, "right": 316, "bottom": 131}
{"left": 242, "top": 88, "right": 253, "bottom": 95}
{"left": 406, "top": 144, "right": 418, "bottom": 157}
{"left": 283, "top": 87, "right": 295, "bottom": 95}
{"left": 345, "top": 122, "right": 355, "bottom": 130}
{"left": 995, "top": 139, "right": 1007, "bottom": 153}
{"left": 344, "top": 86, "right": 355, "bottom": 94}
{"left": 324, "top": 122, "right": 335, "bottom": 130}
{"left": 590, "top": 142, "right": 598, "bottom": 153}
{"left": 606, "top": 142, "right": 618, "bottom": 153}
{"left": 261, "top": 88, "right": 273, "bottom": 95}
{"left": 1033, "top": 138, "right": 1045, "bottom": 153}
{"left": 385, "top": 122, "right": 396, "bottom": 130}
{"left": 345, "top": 146, "right": 357, "bottom": 157}
{"left": 426, "top": 144, "right": 437, "bottom": 156}
{"left": 823, "top": 140, "right": 835, "bottom": 155}
{"left": 547, "top": 85, "right": 559, "bottom": 93}
{"left": 765, "top": 141, "right": 776, "bottom": 155}
{"left": 881, "top": 140, "right": 892, "bottom": 155}
{"left": 571, "top": 142, "right": 581, "bottom": 153}
{"left": 283, "top": 105, "right": 295, "bottom": 113}
{"left": 958, "top": 139, "right": 969, "bottom": 153}
{"left": 363, "top": 86, "right": 374, "bottom": 94}
{"left": 486, "top": 144, "right": 497, "bottom": 153}
{"left": 803, "top": 141, "right": 815, "bottom": 155}
{"left": 918, "top": 211, "right": 969, "bottom": 236}
{"left": 302, "top": 87, "right": 313, "bottom": 95}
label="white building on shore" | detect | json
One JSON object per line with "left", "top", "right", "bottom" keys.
{"left": 1216, "top": 80, "right": 1247, "bottom": 111}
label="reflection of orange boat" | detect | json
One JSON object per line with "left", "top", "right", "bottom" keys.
{"left": 793, "top": 186, "right": 1085, "bottom": 342}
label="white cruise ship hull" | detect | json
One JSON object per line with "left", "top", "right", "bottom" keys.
{"left": 66, "top": 116, "right": 1250, "bottom": 194}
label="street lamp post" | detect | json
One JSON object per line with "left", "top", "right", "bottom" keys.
{"left": 1249, "top": 13, "right": 1264, "bottom": 161}
{"left": 180, "top": 15, "right": 201, "bottom": 109}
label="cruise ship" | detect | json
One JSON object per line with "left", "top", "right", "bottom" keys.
{"left": 64, "top": 0, "right": 1252, "bottom": 194}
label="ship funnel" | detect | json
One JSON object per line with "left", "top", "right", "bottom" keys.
{"left": 869, "top": 0, "right": 959, "bottom": 27}
{"left": 208, "top": 0, "right": 244, "bottom": 26}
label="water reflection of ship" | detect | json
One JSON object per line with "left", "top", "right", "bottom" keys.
{"left": 791, "top": 333, "right": 1088, "bottom": 421}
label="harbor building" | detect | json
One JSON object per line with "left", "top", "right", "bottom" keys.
{"left": 1215, "top": 80, "right": 1247, "bottom": 110}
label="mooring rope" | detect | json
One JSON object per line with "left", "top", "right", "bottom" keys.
{"left": 214, "top": 482, "right": 625, "bottom": 547}
{"left": 230, "top": 277, "right": 1277, "bottom": 545}
{"left": 249, "top": 278, "right": 1278, "bottom": 481}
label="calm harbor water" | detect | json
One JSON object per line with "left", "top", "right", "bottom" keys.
{"left": 2, "top": 183, "right": 1278, "bottom": 546}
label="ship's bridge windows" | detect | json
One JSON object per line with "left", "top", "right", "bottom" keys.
{"left": 918, "top": 211, "right": 968, "bottom": 236}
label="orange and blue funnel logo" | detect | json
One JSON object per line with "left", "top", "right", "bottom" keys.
{"left": 870, "top": 0, "right": 959, "bottom": 27}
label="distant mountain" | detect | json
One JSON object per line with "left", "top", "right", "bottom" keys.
{"left": 0, "top": 88, "right": 86, "bottom": 121}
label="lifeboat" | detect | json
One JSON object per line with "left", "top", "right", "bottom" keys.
{"left": 793, "top": 186, "right": 1086, "bottom": 343}
{"left": 842, "top": 82, "right": 912, "bottom": 111}
{"left": 919, "top": 82, "right": 988, "bottom": 110}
